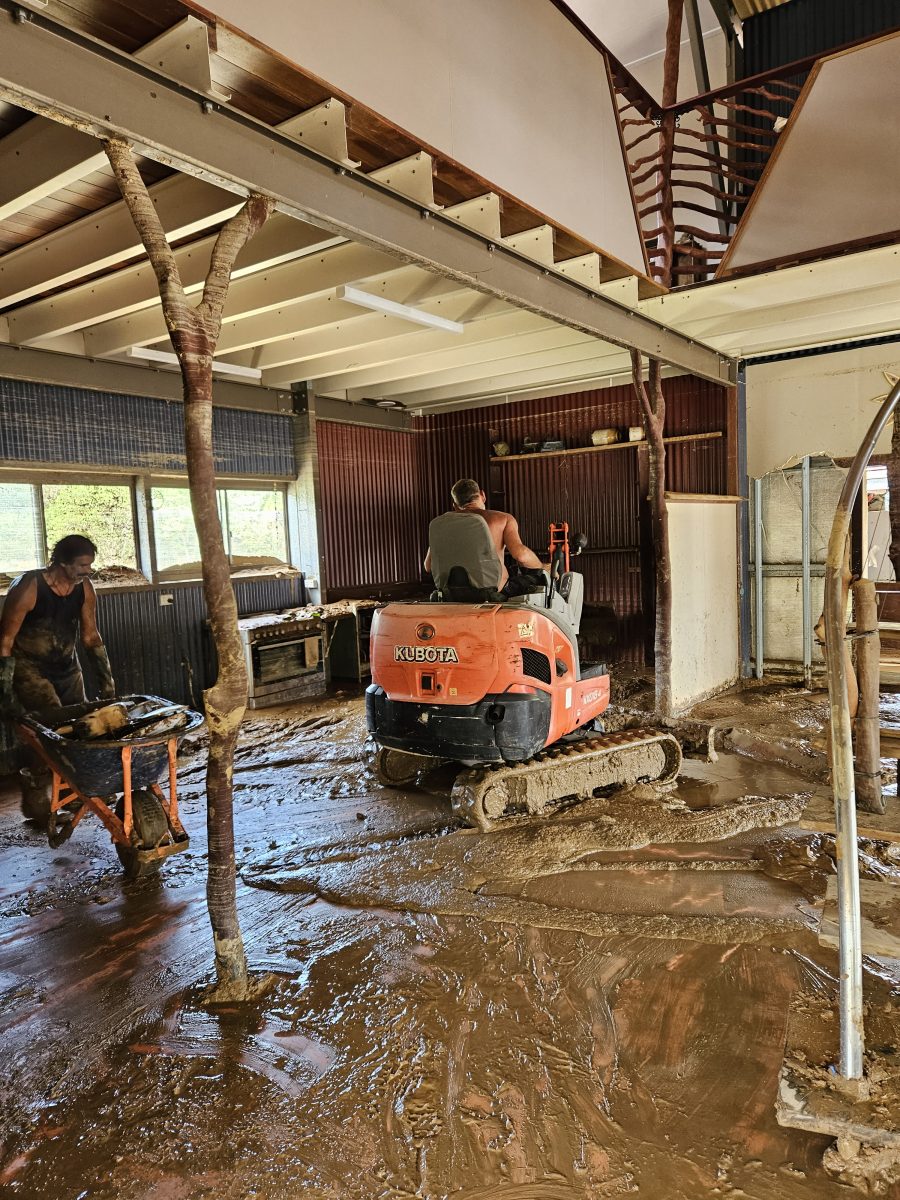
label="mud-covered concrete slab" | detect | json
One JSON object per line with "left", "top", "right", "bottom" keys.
{"left": 800, "top": 792, "right": 900, "bottom": 843}
{"left": 0, "top": 691, "right": 892, "bottom": 1199}
{"left": 818, "top": 877, "right": 900, "bottom": 958}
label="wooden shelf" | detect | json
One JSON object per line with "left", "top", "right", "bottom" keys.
{"left": 490, "top": 430, "right": 723, "bottom": 464}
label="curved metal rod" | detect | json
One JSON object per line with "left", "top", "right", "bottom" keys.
{"left": 825, "top": 376, "right": 900, "bottom": 1078}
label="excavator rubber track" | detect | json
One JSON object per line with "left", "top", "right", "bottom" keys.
{"left": 449, "top": 728, "right": 682, "bottom": 831}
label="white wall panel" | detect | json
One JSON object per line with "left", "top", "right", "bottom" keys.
{"left": 669, "top": 497, "right": 740, "bottom": 710}
{"left": 746, "top": 343, "right": 900, "bottom": 479}
{"left": 206, "top": 0, "right": 646, "bottom": 272}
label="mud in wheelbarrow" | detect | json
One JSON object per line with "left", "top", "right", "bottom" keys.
{"left": 16, "top": 694, "right": 204, "bottom": 878}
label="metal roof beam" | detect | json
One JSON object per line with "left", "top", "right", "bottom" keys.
{"left": 261, "top": 307, "right": 549, "bottom": 387}
{"left": 231, "top": 295, "right": 509, "bottom": 375}
{"left": 0, "top": 4, "right": 735, "bottom": 385}
{"left": 102, "top": 263, "right": 477, "bottom": 359}
{"left": 296, "top": 319, "right": 572, "bottom": 392}
{"left": 363, "top": 343, "right": 632, "bottom": 407}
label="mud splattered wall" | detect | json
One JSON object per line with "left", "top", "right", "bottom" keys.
{"left": 316, "top": 420, "right": 424, "bottom": 596}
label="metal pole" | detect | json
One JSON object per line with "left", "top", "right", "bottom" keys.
{"left": 825, "top": 376, "right": 900, "bottom": 1078}
{"left": 737, "top": 370, "right": 752, "bottom": 677}
{"left": 754, "top": 477, "right": 764, "bottom": 679}
{"left": 801, "top": 456, "right": 812, "bottom": 688}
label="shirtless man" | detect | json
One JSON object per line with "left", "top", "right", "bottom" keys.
{"left": 424, "top": 478, "right": 544, "bottom": 594}
{"left": 0, "top": 534, "right": 116, "bottom": 719}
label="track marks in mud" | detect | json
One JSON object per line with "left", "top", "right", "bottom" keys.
{"left": 244, "top": 788, "right": 812, "bottom": 946}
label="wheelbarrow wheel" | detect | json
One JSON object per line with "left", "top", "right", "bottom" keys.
{"left": 114, "top": 789, "right": 168, "bottom": 878}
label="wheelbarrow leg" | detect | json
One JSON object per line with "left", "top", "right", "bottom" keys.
{"left": 121, "top": 744, "right": 133, "bottom": 840}
{"left": 152, "top": 738, "right": 188, "bottom": 841}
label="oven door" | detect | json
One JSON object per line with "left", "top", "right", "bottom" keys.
{"left": 251, "top": 636, "right": 320, "bottom": 689}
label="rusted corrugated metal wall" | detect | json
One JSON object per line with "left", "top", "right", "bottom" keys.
{"left": 415, "top": 378, "right": 729, "bottom": 662}
{"left": 316, "top": 420, "right": 424, "bottom": 594}
{"left": 314, "top": 381, "right": 729, "bottom": 660}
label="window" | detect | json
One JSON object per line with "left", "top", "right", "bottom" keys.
{"left": 0, "top": 478, "right": 137, "bottom": 576}
{"left": 0, "top": 474, "right": 290, "bottom": 581}
{"left": 0, "top": 483, "right": 42, "bottom": 575}
{"left": 221, "top": 488, "right": 286, "bottom": 562}
{"left": 151, "top": 484, "right": 288, "bottom": 576}
{"left": 151, "top": 487, "right": 201, "bottom": 573}
{"left": 42, "top": 482, "right": 137, "bottom": 568}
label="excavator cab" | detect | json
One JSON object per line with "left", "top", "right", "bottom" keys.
{"left": 366, "top": 516, "right": 680, "bottom": 828}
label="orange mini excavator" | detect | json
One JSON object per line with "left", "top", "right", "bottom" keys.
{"left": 366, "top": 513, "right": 681, "bottom": 829}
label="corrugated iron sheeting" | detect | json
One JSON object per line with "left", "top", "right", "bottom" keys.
{"left": 317, "top": 420, "right": 423, "bottom": 591}
{"left": 0, "top": 574, "right": 306, "bottom": 770}
{"left": 95, "top": 576, "right": 305, "bottom": 706}
{"left": 312, "top": 381, "right": 727, "bottom": 659}
{"left": 0, "top": 377, "right": 295, "bottom": 477}
{"left": 414, "top": 378, "right": 729, "bottom": 662}
{"left": 742, "top": 0, "right": 900, "bottom": 74}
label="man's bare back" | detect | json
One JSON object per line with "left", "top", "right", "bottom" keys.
{"left": 469, "top": 507, "right": 539, "bottom": 589}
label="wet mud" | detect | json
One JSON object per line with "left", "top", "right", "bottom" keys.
{"left": 1, "top": 689, "right": 899, "bottom": 1198}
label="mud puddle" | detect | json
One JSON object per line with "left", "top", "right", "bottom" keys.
{"left": 0, "top": 693, "right": 896, "bottom": 1198}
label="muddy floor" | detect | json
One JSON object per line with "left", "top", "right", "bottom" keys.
{"left": 1, "top": 680, "right": 900, "bottom": 1198}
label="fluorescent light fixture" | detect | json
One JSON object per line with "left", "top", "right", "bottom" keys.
{"left": 336, "top": 284, "right": 465, "bottom": 333}
{"left": 127, "top": 345, "right": 263, "bottom": 381}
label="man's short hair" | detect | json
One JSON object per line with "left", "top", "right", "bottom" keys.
{"left": 451, "top": 478, "right": 482, "bottom": 507}
{"left": 50, "top": 534, "right": 98, "bottom": 564}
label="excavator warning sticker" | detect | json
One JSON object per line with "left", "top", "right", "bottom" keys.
{"left": 394, "top": 645, "right": 459, "bottom": 664}
{"left": 517, "top": 622, "right": 535, "bottom": 639}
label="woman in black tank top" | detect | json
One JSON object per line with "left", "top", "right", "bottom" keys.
{"left": 0, "top": 534, "right": 116, "bottom": 717}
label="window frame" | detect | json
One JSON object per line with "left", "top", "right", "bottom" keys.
{"left": 147, "top": 476, "right": 291, "bottom": 581}
{"left": 0, "top": 467, "right": 141, "bottom": 581}
{"left": 0, "top": 468, "right": 293, "bottom": 587}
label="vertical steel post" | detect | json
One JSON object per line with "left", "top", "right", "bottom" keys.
{"left": 737, "top": 369, "right": 752, "bottom": 677}
{"left": 754, "top": 476, "right": 764, "bottom": 679}
{"left": 801, "top": 456, "right": 812, "bottom": 688}
{"left": 825, "top": 377, "right": 900, "bottom": 1078}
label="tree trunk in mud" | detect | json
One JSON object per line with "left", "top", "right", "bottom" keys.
{"left": 888, "top": 410, "right": 900, "bottom": 579}
{"left": 104, "top": 139, "right": 273, "bottom": 1000}
{"left": 852, "top": 578, "right": 883, "bottom": 814}
{"left": 632, "top": 352, "right": 673, "bottom": 718}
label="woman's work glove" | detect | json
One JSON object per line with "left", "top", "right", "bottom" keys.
{"left": 0, "top": 656, "right": 25, "bottom": 718}
{"left": 86, "top": 645, "right": 116, "bottom": 700}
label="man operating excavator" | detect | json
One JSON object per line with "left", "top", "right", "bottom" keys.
{"left": 424, "top": 477, "right": 545, "bottom": 596}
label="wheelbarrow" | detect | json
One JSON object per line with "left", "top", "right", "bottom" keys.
{"left": 15, "top": 694, "right": 204, "bottom": 878}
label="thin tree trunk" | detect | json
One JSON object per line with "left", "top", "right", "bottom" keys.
{"left": 632, "top": 351, "right": 673, "bottom": 717}
{"left": 104, "top": 139, "right": 273, "bottom": 1001}
{"left": 852, "top": 578, "right": 883, "bottom": 813}
{"left": 657, "top": 0, "right": 685, "bottom": 287}
{"left": 888, "top": 409, "right": 900, "bottom": 578}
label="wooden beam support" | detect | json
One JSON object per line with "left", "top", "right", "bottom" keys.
{"left": 0, "top": 115, "right": 106, "bottom": 222}
{"left": 0, "top": 3, "right": 735, "bottom": 384}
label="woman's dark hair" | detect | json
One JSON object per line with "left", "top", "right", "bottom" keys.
{"left": 50, "top": 535, "right": 98, "bottom": 564}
